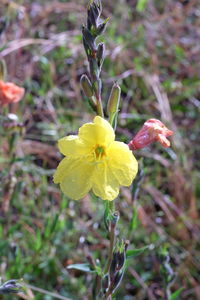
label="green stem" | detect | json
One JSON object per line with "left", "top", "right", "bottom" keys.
{"left": 95, "top": 93, "right": 104, "bottom": 117}
{"left": 104, "top": 201, "right": 116, "bottom": 276}
{"left": 108, "top": 201, "right": 115, "bottom": 213}
{"left": 104, "top": 221, "right": 115, "bottom": 275}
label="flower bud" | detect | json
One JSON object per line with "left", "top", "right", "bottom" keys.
{"left": 128, "top": 119, "right": 173, "bottom": 150}
{"left": 87, "top": 4, "right": 98, "bottom": 29}
{"left": 96, "top": 43, "right": 105, "bottom": 68}
{"left": 0, "top": 80, "right": 25, "bottom": 106}
{"left": 80, "top": 74, "right": 94, "bottom": 98}
{"left": 80, "top": 74, "right": 97, "bottom": 111}
{"left": 87, "top": 0, "right": 102, "bottom": 30}
{"left": 107, "top": 83, "right": 121, "bottom": 116}
{"left": 109, "top": 240, "right": 126, "bottom": 282}
{"left": 82, "top": 26, "right": 95, "bottom": 50}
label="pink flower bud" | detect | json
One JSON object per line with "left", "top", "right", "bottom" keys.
{"left": 128, "top": 119, "right": 173, "bottom": 150}
{"left": 0, "top": 80, "right": 25, "bottom": 106}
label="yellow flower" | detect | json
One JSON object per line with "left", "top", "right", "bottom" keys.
{"left": 54, "top": 116, "right": 138, "bottom": 201}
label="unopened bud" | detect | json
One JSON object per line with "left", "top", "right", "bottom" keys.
{"left": 97, "top": 43, "right": 105, "bottom": 68}
{"left": 110, "top": 240, "right": 126, "bottom": 280}
{"left": 80, "top": 74, "right": 97, "bottom": 111}
{"left": 82, "top": 26, "right": 95, "bottom": 50}
{"left": 128, "top": 119, "right": 174, "bottom": 150}
{"left": 80, "top": 74, "right": 94, "bottom": 98}
{"left": 0, "top": 59, "right": 7, "bottom": 81}
{"left": 87, "top": 5, "right": 98, "bottom": 29}
{"left": 107, "top": 83, "right": 121, "bottom": 124}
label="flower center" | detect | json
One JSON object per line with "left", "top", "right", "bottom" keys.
{"left": 94, "top": 145, "right": 106, "bottom": 160}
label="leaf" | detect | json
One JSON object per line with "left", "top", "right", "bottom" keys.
{"left": 126, "top": 244, "right": 154, "bottom": 259}
{"left": 136, "top": 0, "right": 149, "bottom": 12}
{"left": 67, "top": 263, "right": 94, "bottom": 273}
{"left": 169, "top": 288, "right": 183, "bottom": 300}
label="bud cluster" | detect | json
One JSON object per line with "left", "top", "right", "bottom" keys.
{"left": 81, "top": 0, "right": 108, "bottom": 117}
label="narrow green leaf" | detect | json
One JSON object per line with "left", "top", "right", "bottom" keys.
{"left": 169, "top": 288, "right": 183, "bottom": 300}
{"left": 67, "top": 263, "right": 94, "bottom": 273}
{"left": 126, "top": 244, "right": 154, "bottom": 258}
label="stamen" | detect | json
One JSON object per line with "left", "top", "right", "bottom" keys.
{"left": 95, "top": 145, "right": 106, "bottom": 159}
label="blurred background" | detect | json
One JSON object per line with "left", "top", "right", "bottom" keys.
{"left": 0, "top": 0, "right": 199, "bottom": 299}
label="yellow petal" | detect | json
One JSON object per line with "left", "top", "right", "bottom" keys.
{"left": 58, "top": 135, "right": 90, "bottom": 157}
{"left": 54, "top": 157, "right": 70, "bottom": 184}
{"left": 78, "top": 116, "right": 115, "bottom": 146}
{"left": 91, "top": 162, "right": 119, "bottom": 201}
{"left": 107, "top": 141, "right": 138, "bottom": 186}
{"left": 54, "top": 157, "right": 94, "bottom": 200}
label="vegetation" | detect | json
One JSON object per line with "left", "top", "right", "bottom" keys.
{"left": 0, "top": 0, "right": 199, "bottom": 299}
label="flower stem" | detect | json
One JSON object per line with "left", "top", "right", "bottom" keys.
{"left": 104, "top": 219, "right": 116, "bottom": 275}
{"left": 95, "top": 88, "right": 104, "bottom": 117}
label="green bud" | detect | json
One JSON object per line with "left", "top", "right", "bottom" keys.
{"left": 97, "top": 43, "right": 105, "bottom": 68}
{"left": 82, "top": 26, "right": 95, "bottom": 50}
{"left": 0, "top": 59, "right": 7, "bottom": 81}
{"left": 109, "top": 239, "right": 126, "bottom": 281}
{"left": 107, "top": 83, "right": 121, "bottom": 128}
{"left": 107, "top": 83, "right": 121, "bottom": 116}
{"left": 80, "top": 74, "right": 97, "bottom": 111}
{"left": 87, "top": 5, "right": 98, "bottom": 29}
{"left": 80, "top": 74, "right": 94, "bottom": 98}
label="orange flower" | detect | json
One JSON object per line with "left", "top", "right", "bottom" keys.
{"left": 128, "top": 119, "right": 173, "bottom": 150}
{"left": 0, "top": 80, "right": 25, "bottom": 106}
